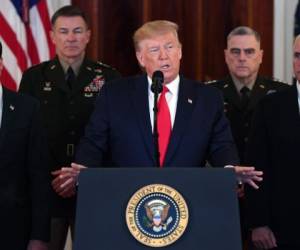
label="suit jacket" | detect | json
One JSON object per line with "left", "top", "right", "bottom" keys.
{"left": 0, "top": 87, "right": 50, "bottom": 249}
{"left": 246, "top": 85, "right": 300, "bottom": 247}
{"left": 76, "top": 75, "right": 239, "bottom": 167}
{"left": 19, "top": 56, "right": 121, "bottom": 216}
{"left": 209, "top": 76, "right": 289, "bottom": 164}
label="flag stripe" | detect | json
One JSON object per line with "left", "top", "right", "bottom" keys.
{"left": 1, "top": 67, "right": 18, "bottom": 91}
{"left": 0, "top": 13, "right": 28, "bottom": 71}
{"left": 25, "top": 24, "right": 40, "bottom": 65}
{"left": 29, "top": 5, "right": 50, "bottom": 62}
{"left": 1, "top": 38, "right": 23, "bottom": 89}
{"left": 0, "top": 0, "right": 28, "bottom": 56}
{"left": 36, "top": 0, "right": 56, "bottom": 58}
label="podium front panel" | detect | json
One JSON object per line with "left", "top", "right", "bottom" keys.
{"left": 74, "top": 167, "right": 242, "bottom": 250}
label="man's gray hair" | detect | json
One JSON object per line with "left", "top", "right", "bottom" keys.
{"left": 227, "top": 26, "right": 260, "bottom": 43}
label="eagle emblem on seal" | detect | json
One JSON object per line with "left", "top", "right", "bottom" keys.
{"left": 144, "top": 199, "right": 173, "bottom": 232}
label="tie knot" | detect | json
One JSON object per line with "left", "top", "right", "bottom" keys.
{"left": 66, "top": 67, "right": 75, "bottom": 79}
{"left": 240, "top": 86, "right": 250, "bottom": 96}
{"left": 162, "top": 85, "right": 169, "bottom": 95}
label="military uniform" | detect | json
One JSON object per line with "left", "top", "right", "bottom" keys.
{"left": 19, "top": 57, "right": 121, "bottom": 217}
{"left": 208, "top": 76, "right": 289, "bottom": 164}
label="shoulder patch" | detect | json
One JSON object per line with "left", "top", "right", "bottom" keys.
{"left": 97, "top": 61, "right": 115, "bottom": 70}
{"left": 205, "top": 80, "right": 218, "bottom": 85}
{"left": 260, "top": 76, "right": 288, "bottom": 85}
{"left": 271, "top": 77, "right": 288, "bottom": 85}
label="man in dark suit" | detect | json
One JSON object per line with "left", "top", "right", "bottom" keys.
{"left": 52, "top": 20, "right": 262, "bottom": 198}
{"left": 245, "top": 35, "right": 300, "bottom": 250}
{"left": 18, "top": 5, "right": 120, "bottom": 250}
{"left": 0, "top": 41, "right": 50, "bottom": 249}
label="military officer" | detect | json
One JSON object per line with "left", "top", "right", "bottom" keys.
{"left": 208, "top": 26, "right": 288, "bottom": 249}
{"left": 208, "top": 26, "right": 288, "bottom": 164}
{"left": 18, "top": 5, "right": 121, "bottom": 250}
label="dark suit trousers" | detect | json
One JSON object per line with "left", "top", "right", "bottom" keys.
{"left": 49, "top": 217, "right": 75, "bottom": 250}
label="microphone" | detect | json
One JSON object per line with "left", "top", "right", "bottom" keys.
{"left": 150, "top": 70, "right": 164, "bottom": 167}
{"left": 151, "top": 70, "right": 164, "bottom": 94}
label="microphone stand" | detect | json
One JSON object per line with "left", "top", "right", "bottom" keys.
{"left": 151, "top": 81, "right": 163, "bottom": 167}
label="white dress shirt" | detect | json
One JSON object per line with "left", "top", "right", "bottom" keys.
{"left": 148, "top": 75, "right": 180, "bottom": 131}
{"left": 297, "top": 81, "right": 300, "bottom": 113}
{"left": 0, "top": 84, "right": 3, "bottom": 129}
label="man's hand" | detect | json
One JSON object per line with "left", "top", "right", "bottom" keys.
{"left": 51, "top": 163, "right": 86, "bottom": 198}
{"left": 252, "top": 226, "right": 277, "bottom": 249}
{"left": 27, "top": 240, "right": 48, "bottom": 250}
{"left": 234, "top": 166, "right": 263, "bottom": 189}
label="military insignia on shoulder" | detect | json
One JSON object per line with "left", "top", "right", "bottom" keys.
{"left": 205, "top": 80, "right": 217, "bottom": 85}
{"left": 126, "top": 184, "right": 189, "bottom": 247}
{"left": 271, "top": 76, "right": 285, "bottom": 83}
{"left": 84, "top": 75, "right": 105, "bottom": 97}
{"left": 274, "top": 78, "right": 288, "bottom": 85}
{"left": 97, "top": 61, "right": 118, "bottom": 72}
{"left": 97, "top": 61, "right": 111, "bottom": 68}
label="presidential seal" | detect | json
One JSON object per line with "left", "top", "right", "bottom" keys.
{"left": 125, "top": 184, "right": 189, "bottom": 247}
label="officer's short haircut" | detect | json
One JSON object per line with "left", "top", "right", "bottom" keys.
{"left": 133, "top": 20, "right": 181, "bottom": 51}
{"left": 227, "top": 26, "right": 261, "bottom": 43}
{"left": 0, "top": 41, "right": 2, "bottom": 58}
{"left": 51, "top": 5, "right": 89, "bottom": 28}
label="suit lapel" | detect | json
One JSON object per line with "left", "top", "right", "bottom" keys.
{"left": 131, "top": 75, "right": 155, "bottom": 163}
{"left": 0, "top": 88, "right": 17, "bottom": 150}
{"left": 164, "top": 78, "right": 196, "bottom": 165}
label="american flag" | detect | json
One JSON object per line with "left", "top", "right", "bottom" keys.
{"left": 0, "top": 0, "right": 70, "bottom": 91}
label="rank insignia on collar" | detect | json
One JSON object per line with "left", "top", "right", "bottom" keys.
{"left": 43, "top": 82, "right": 52, "bottom": 91}
{"left": 50, "top": 65, "right": 56, "bottom": 70}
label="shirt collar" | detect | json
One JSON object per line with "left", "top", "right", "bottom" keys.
{"left": 58, "top": 56, "right": 84, "bottom": 77}
{"left": 147, "top": 75, "right": 180, "bottom": 97}
{"left": 231, "top": 75, "right": 256, "bottom": 94}
{"left": 297, "top": 81, "right": 300, "bottom": 99}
